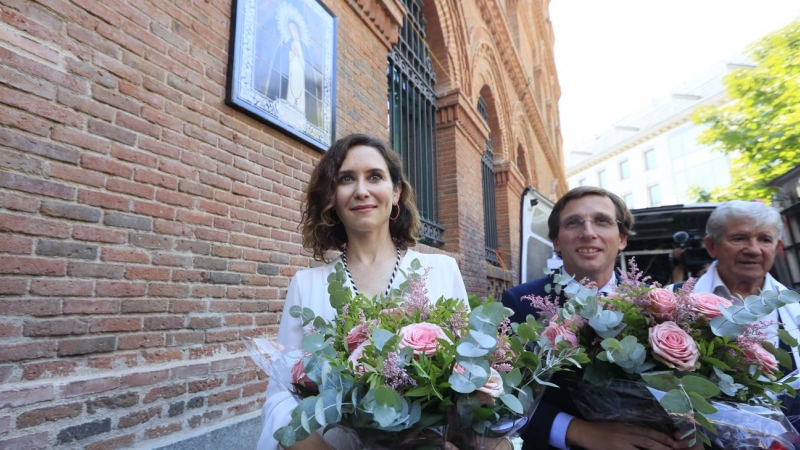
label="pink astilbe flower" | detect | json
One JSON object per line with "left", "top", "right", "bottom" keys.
{"left": 735, "top": 321, "right": 775, "bottom": 351}
{"left": 521, "top": 293, "right": 560, "bottom": 322}
{"left": 446, "top": 303, "right": 470, "bottom": 337}
{"left": 384, "top": 352, "right": 416, "bottom": 389}
{"left": 617, "top": 257, "right": 652, "bottom": 290}
{"left": 671, "top": 278, "right": 700, "bottom": 324}
{"left": 490, "top": 317, "right": 515, "bottom": 372}
{"left": 405, "top": 267, "right": 433, "bottom": 320}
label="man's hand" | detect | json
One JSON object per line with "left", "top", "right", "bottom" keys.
{"left": 444, "top": 437, "right": 513, "bottom": 450}
{"left": 566, "top": 419, "right": 703, "bottom": 450}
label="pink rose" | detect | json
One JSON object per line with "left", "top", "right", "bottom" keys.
{"left": 646, "top": 288, "right": 678, "bottom": 320}
{"left": 649, "top": 321, "right": 699, "bottom": 371}
{"left": 397, "top": 323, "right": 451, "bottom": 357}
{"left": 475, "top": 368, "right": 505, "bottom": 405}
{"left": 541, "top": 322, "right": 578, "bottom": 348}
{"left": 346, "top": 324, "right": 370, "bottom": 352}
{"left": 744, "top": 344, "right": 779, "bottom": 380}
{"left": 690, "top": 292, "right": 733, "bottom": 320}
{"left": 291, "top": 355, "right": 318, "bottom": 393}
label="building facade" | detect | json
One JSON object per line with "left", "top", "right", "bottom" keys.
{"left": 564, "top": 62, "right": 740, "bottom": 208}
{"left": 0, "top": 0, "right": 565, "bottom": 448}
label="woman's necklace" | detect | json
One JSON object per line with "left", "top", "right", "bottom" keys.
{"left": 341, "top": 246, "right": 401, "bottom": 298}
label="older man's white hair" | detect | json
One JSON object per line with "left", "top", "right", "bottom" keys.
{"left": 705, "top": 200, "right": 783, "bottom": 242}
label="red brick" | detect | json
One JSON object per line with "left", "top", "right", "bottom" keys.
{"left": 0, "top": 432, "right": 48, "bottom": 450}
{"left": 16, "top": 402, "right": 83, "bottom": 428}
{"left": 72, "top": 226, "right": 128, "bottom": 244}
{"left": 0, "top": 321, "right": 22, "bottom": 339}
{"left": 30, "top": 279, "right": 93, "bottom": 296}
{"left": 23, "top": 318, "right": 89, "bottom": 336}
{"left": 51, "top": 126, "right": 111, "bottom": 154}
{"left": 0, "top": 278, "right": 28, "bottom": 295}
{"left": 134, "top": 168, "right": 178, "bottom": 190}
{"left": 144, "top": 422, "right": 182, "bottom": 439}
{"left": 120, "top": 299, "right": 168, "bottom": 313}
{"left": 22, "top": 360, "right": 79, "bottom": 380}
{"left": 0, "top": 213, "right": 71, "bottom": 238}
{"left": 0, "top": 385, "right": 54, "bottom": 408}
{"left": 118, "top": 406, "right": 161, "bottom": 429}
{"left": 0, "top": 298, "right": 61, "bottom": 316}
{"left": 243, "top": 380, "right": 269, "bottom": 398}
{"left": 144, "top": 384, "right": 186, "bottom": 404}
{"left": 0, "top": 191, "right": 39, "bottom": 213}
{"left": 188, "top": 377, "right": 224, "bottom": 393}
{"left": 0, "top": 341, "right": 57, "bottom": 362}
{"left": 90, "top": 317, "right": 142, "bottom": 333}
{"left": 155, "top": 190, "right": 194, "bottom": 207}
{"left": 227, "top": 369, "right": 257, "bottom": 385}
{"left": 62, "top": 299, "right": 120, "bottom": 315}
{"left": 118, "top": 332, "right": 165, "bottom": 350}
{"left": 207, "top": 388, "right": 240, "bottom": 406}
{"left": 166, "top": 330, "right": 205, "bottom": 346}
{"left": 102, "top": 247, "right": 150, "bottom": 263}
{"left": 107, "top": 178, "right": 155, "bottom": 199}
{"left": 153, "top": 219, "right": 193, "bottom": 237}
{"left": 49, "top": 162, "right": 108, "bottom": 188}
{"left": 169, "top": 363, "right": 208, "bottom": 380}
{"left": 78, "top": 189, "right": 131, "bottom": 211}
{"left": 88, "top": 353, "right": 138, "bottom": 370}
{"left": 81, "top": 153, "right": 133, "bottom": 178}
{"left": 124, "top": 266, "right": 170, "bottom": 281}
{"left": 141, "top": 348, "right": 183, "bottom": 364}
{"left": 96, "top": 281, "right": 147, "bottom": 297}
{"left": 120, "top": 369, "right": 169, "bottom": 388}
{"left": 210, "top": 356, "right": 245, "bottom": 373}
{"left": 58, "top": 336, "right": 116, "bottom": 357}
{"left": 0, "top": 235, "right": 33, "bottom": 254}
{"left": 84, "top": 433, "right": 136, "bottom": 450}
{"left": 0, "top": 415, "right": 9, "bottom": 434}
{"left": 148, "top": 284, "right": 189, "bottom": 297}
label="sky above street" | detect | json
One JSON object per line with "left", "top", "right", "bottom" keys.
{"left": 549, "top": 0, "right": 800, "bottom": 154}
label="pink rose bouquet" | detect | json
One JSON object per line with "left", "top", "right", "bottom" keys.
{"left": 537, "top": 259, "right": 800, "bottom": 449}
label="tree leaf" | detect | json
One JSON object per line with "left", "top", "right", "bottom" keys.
{"left": 680, "top": 375, "right": 720, "bottom": 399}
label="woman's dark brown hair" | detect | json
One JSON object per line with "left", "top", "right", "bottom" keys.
{"left": 301, "top": 134, "right": 420, "bottom": 261}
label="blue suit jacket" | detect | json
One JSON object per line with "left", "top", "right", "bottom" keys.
{"left": 501, "top": 275, "right": 588, "bottom": 450}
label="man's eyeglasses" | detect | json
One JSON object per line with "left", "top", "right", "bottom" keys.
{"left": 559, "top": 216, "right": 621, "bottom": 232}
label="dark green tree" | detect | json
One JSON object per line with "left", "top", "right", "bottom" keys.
{"left": 691, "top": 20, "right": 800, "bottom": 202}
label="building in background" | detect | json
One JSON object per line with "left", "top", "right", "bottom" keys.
{"left": 563, "top": 59, "right": 748, "bottom": 208}
{"left": 0, "top": 0, "right": 564, "bottom": 448}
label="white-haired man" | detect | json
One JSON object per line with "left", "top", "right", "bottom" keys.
{"left": 686, "top": 200, "right": 800, "bottom": 426}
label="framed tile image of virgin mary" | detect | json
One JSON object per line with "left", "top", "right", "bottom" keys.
{"left": 226, "top": 0, "right": 337, "bottom": 152}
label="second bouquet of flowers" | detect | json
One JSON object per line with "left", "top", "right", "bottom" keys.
{"left": 532, "top": 260, "right": 800, "bottom": 449}
{"left": 268, "top": 259, "right": 588, "bottom": 450}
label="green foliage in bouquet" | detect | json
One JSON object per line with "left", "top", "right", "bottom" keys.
{"left": 273, "top": 260, "right": 588, "bottom": 447}
{"left": 547, "top": 265, "right": 800, "bottom": 447}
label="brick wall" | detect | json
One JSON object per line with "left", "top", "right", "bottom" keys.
{"left": 0, "top": 0, "right": 564, "bottom": 448}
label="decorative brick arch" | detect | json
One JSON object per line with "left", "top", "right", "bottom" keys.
{"left": 470, "top": 38, "right": 512, "bottom": 160}
{"left": 422, "top": 0, "right": 471, "bottom": 93}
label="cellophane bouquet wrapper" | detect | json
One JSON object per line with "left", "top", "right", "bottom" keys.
{"left": 571, "top": 379, "right": 800, "bottom": 450}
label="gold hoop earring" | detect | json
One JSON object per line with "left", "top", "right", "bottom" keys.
{"left": 390, "top": 203, "right": 400, "bottom": 221}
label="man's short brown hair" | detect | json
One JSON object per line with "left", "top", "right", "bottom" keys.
{"left": 547, "top": 186, "right": 635, "bottom": 241}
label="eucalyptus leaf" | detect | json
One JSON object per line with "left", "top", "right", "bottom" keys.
{"left": 639, "top": 371, "right": 680, "bottom": 392}
{"left": 680, "top": 375, "right": 720, "bottom": 398}
{"left": 470, "top": 329, "right": 497, "bottom": 348}
{"left": 371, "top": 328, "right": 395, "bottom": 352}
{"left": 688, "top": 391, "right": 718, "bottom": 415}
{"left": 302, "top": 334, "right": 327, "bottom": 353}
{"left": 505, "top": 368, "right": 522, "bottom": 387}
{"left": 500, "top": 393, "right": 524, "bottom": 414}
{"left": 289, "top": 305, "right": 303, "bottom": 318}
{"left": 457, "top": 340, "right": 490, "bottom": 358}
{"left": 659, "top": 389, "right": 691, "bottom": 414}
{"left": 710, "top": 316, "right": 745, "bottom": 338}
{"left": 779, "top": 328, "right": 799, "bottom": 347}
{"left": 449, "top": 371, "right": 477, "bottom": 393}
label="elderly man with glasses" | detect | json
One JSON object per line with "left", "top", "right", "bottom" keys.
{"left": 502, "top": 186, "right": 700, "bottom": 450}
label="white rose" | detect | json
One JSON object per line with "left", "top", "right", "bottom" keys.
{"left": 475, "top": 368, "right": 504, "bottom": 404}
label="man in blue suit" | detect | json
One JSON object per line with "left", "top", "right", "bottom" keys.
{"left": 503, "top": 186, "right": 700, "bottom": 450}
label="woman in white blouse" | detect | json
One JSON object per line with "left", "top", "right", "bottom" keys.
{"left": 257, "top": 134, "right": 468, "bottom": 450}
